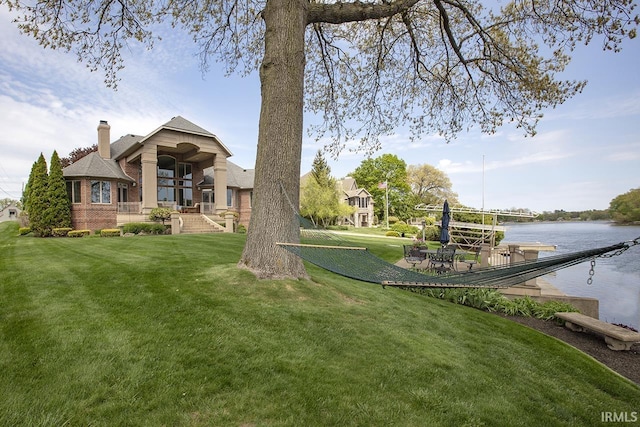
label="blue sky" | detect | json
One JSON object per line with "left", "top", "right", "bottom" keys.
{"left": 1, "top": 7, "right": 639, "bottom": 213}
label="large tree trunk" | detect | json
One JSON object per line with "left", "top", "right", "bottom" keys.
{"left": 238, "top": 0, "right": 308, "bottom": 279}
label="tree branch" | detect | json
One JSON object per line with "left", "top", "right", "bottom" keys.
{"left": 307, "top": 0, "right": 421, "bottom": 25}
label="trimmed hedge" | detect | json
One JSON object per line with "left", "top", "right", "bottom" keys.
{"left": 68, "top": 230, "right": 91, "bottom": 238}
{"left": 122, "top": 222, "right": 167, "bottom": 235}
{"left": 18, "top": 227, "right": 31, "bottom": 236}
{"left": 52, "top": 227, "right": 73, "bottom": 237}
{"left": 385, "top": 230, "right": 400, "bottom": 237}
{"left": 100, "top": 229, "right": 121, "bottom": 237}
{"left": 391, "top": 222, "right": 419, "bottom": 236}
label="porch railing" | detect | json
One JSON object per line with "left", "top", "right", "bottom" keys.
{"left": 117, "top": 202, "right": 141, "bottom": 213}
{"left": 490, "top": 246, "right": 511, "bottom": 267}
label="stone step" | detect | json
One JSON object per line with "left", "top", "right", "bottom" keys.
{"left": 179, "top": 214, "right": 224, "bottom": 234}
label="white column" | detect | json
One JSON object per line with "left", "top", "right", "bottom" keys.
{"left": 141, "top": 149, "right": 158, "bottom": 213}
{"left": 213, "top": 155, "right": 228, "bottom": 213}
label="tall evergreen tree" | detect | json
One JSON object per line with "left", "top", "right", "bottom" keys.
{"left": 21, "top": 159, "right": 38, "bottom": 213}
{"left": 43, "top": 151, "right": 72, "bottom": 234}
{"left": 26, "top": 153, "right": 49, "bottom": 236}
{"left": 310, "top": 150, "right": 332, "bottom": 187}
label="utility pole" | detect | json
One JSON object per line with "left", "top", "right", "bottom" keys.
{"left": 385, "top": 181, "right": 389, "bottom": 229}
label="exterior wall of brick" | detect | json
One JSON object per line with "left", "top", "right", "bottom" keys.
{"left": 119, "top": 159, "right": 140, "bottom": 202}
{"left": 236, "top": 189, "right": 252, "bottom": 228}
{"left": 68, "top": 178, "right": 118, "bottom": 232}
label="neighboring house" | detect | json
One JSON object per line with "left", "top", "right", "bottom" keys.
{"left": 0, "top": 204, "right": 21, "bottom": 222}
{"left": 63, "top": 116, "right": 254, "bottom": 231}
{"left": 299, "top": 173, "right": 375, "bottom": 227}
{"left": 338, "top": 177, "right": 374, "bottom": 227}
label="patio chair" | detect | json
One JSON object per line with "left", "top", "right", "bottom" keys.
{"left": 462, "top": 247, "right": 481, "bottom": 271}
{"left": 429, "top": 246, "right": 457, "bottom": 274}
{"left": 403, "top": 245, "right": 427, "bottom": 270}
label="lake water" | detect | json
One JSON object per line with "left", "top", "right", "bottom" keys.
{"left": 502, "top": 222, "right": 640, "bottom": 329}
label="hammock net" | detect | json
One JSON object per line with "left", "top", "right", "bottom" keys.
{"left": 279, "top": 239, "right": 629, "bottom": 289}
{"left": 278, "top": 184, "right": 638, "bottom": 289}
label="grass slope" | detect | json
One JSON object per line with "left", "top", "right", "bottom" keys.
{"left": 0, "top": 222, "right": 638, "bottom": 426}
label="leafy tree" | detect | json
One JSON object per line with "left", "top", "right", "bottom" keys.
{"left": 300, "top": 178, "right": 340, "bottom": 227}
{"left": 60, "top": 144, "right": 98, "bottom": 168}
{"left": 149, "top": 207, "right": 173, "bottom": 225}
{"left": 5, "top": 0, "right": 637, "bottom": 278}
{"left": 350, "top": 154, "right": 412, "bottom": 223}
{"left": 300, "top": 151, "right": 353, "bottom": 226}
{"left": 407, "top": 164, "right": 458, "bottom": 206}
{"left": 609, "top": 188, "right": 640, "bottom": 224}
{"left": 42, "top": 151, "right": 72, "bottom": 234}
{"left": 25, "top": 154, "right": 49, "bottom": 236}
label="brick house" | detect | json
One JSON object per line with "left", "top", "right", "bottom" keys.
{"left": 63, "top": 116, "right": 254, "bottom": 232}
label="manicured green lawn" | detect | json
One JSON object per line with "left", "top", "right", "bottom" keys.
{"left": 1, "top": 222, "right": 638, "bottom": 426}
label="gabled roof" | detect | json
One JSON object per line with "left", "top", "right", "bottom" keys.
{"left": 162, "top": 116, "right": 216, "bottom": 136}
{"left": 344, "top": 189, "right": 372, "bottom": 198}
{"left": 138, "top": 116, "right": 232, "bottom": 157}
{"left": 340, "top": 177, "right": 357, "bottom": 192}
{"left": 63, "top": 152, "right": 134, "bottom": 181}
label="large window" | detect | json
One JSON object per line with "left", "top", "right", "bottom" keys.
{"left": 66, "top": 180, "right": 81, "bottom": 203}
{"left": 157, "top": 155, "right": 193, "bottom": 206}
{"left": 91, "top": 181, "right": 111, "bottom": 204}
{"left": 178, "top": 163, "right": 193, "bottom": 206}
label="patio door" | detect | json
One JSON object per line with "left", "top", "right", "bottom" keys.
{"left": 202, "top": 190, "right": 213, "bottom": 214}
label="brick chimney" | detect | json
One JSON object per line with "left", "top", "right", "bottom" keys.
{"left": 97, "top": 120, "right": 111, "bottom": 159}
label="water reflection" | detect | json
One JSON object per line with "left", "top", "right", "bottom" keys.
{"left": 503, "top": 222, "right": 640, "bottom": 329}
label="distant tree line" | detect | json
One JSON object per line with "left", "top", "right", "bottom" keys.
{"left": 507, "top": 209, "right": 612, "bottom": 223}
{"left": 300, "top": 152, "right": 639, "bottom": 228}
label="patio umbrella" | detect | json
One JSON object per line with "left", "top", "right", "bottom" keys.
{"left": 440, "top": 200, "right": 451, "bottom": 247}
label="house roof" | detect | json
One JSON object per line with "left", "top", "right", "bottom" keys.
{"left": 227, "top": 161, "right": 255, "bottom": 189}
{"left": 340, "top": 177, "right": 357, "bottom": 192}
{"left": 197, "top": 161, "right": 255, "bottom": 189}
{"left": 138, "top": 116, "right": 232, "bottom": 157}
{"left": 110, "top": 133, "right": 144, "bottom": 159}
{"left": 110, "top": 116, "right": 232, "bottom": 160}
{"left": 63, "top": 152, "right": 135, "bottom": 181}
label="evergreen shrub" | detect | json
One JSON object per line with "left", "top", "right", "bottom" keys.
{"left": 385, "top": 230, "right": 400, "bottom": 237}
{"left": 68, "top": 230, "right": 90, "bottom": 237}
{"left": 18, "top": 227, "right": 31, "bottom": 235}
{"left": 100, "top": 229, "right": 121, "bottom": 237}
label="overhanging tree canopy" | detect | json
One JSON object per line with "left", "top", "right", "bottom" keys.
{"left": 3, "top": 0, "right": 637, "bottom": 278}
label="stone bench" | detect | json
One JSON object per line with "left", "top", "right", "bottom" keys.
{"left": 555, "top": 312, "right": 640, "bottom": 351}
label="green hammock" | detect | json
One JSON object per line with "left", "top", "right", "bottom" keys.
{"left": 278, "top": 183, "right": 638, "bottom": 289}
{"left": 278, "top": 240, "right": 634, "bottom": 289}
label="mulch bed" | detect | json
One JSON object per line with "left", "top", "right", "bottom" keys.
{"left": 501, "top": 315, "right": 640, "bottom": 384}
